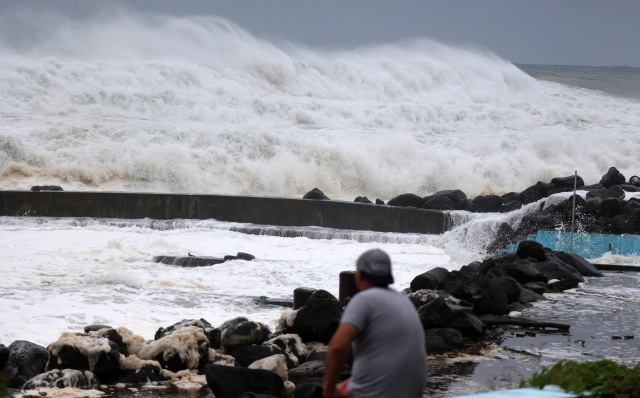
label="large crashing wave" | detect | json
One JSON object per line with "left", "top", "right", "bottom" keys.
{"left": 1, "top": 10, "right": 640, "bottom": 199}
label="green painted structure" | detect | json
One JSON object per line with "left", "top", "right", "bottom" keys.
{"left": 0, "top": 190, "right": 452, "bottom": 234}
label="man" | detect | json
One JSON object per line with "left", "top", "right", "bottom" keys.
{"left": 323, "top": 249, "right": 428, "bottom": 398}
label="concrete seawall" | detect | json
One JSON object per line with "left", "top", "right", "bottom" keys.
{"left": 0, "top": 190, "right": 452, "bottom": 234}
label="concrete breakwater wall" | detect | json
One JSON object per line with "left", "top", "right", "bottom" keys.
{"left": 0, "top": 190, "right": 452, "bottom": 234}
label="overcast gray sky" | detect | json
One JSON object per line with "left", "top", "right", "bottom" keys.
{"left": 2, "top": 0, "right": 639, "bottom": 66}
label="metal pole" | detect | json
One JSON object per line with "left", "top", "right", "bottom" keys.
{"left": 570, "top": 171, "right": 577, "bottom": 254}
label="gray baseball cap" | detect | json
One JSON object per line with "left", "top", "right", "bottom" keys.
{"left": 356, "top": 249, "right": 394, "bottom": 285}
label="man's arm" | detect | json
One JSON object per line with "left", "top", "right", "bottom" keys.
{"left": 323, "top": 323, "right": 359, "bottom": 398}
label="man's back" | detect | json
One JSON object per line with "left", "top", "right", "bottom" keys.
{"left": 341, "top": 287, "right": 428, "bottom": 398}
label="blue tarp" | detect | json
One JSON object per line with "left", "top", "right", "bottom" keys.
{"left": 506, "top": 230, "right": 640, "bottom": 259}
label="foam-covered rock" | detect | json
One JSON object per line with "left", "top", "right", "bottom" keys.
{"left": 249, "top": 354, "right": 288, "bottom": 381}
{"left": 46, "top": 333, "right": 120, "bottom": 376}
{"left": 220, "top": 320, "right": 267, "bottom": 351}
{"left": 229, "top": 344, "right": 297, "bottom": 370}
{"left": 267, "top": 334, "right": 308, "bottom": 365}
{"left": 155, "top": 318, "right": 221, "bottom": 350}
{"left": 137, "top": 326, "right": 209, "bottom": 372}
{"left": 22, "top": 369, "right": 99, "bottom": 390}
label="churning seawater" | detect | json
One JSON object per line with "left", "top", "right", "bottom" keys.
{"left": 2, "top": 10, "right": 640, "bottom": 397}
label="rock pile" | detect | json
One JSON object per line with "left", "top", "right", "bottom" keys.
{"left": 304, "top": 167, "right": 640, "bottom": 252}
{"left": 1, "top": 241, "right": 600, "bottom": 398}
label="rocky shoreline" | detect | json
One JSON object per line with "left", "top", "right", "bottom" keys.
{"left": 1, "top": 238, "right": 606, "bottom": 398}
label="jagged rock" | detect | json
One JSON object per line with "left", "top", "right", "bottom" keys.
{"left": 4, "top": 341, "right": 49, "bottom": 388}
{"left": 279, "top": 290, "right": 342, "bottom": 344}
{"left": 288, "top": 361, "right": 326, "bottom": 384}
{"left": 516, "top": 241, "right": 546, "bottom": 262}
{"left": 417, "top": 297, "right": 455, "bottom": 329}
{"left": 470, "top": 274, "right": 508, "bottom": 315}
{"left": 466, "top": 195, "right": 502, "bottom": 213}
{"left": 424, "top": 328, "right": 465, "bottom": 354}
{"left": 410, "top": 267, "right": 449, "bottom": 292}
{"left": 422, "top": 195, "right": 455, "bottom": 210}
{"left": 137, "top": 326, "right": 209, "bottom": 372}
{"left": 550, "top": 175, "right": 584, "bottom": 190}
{"left": 524, "top": 281, "right": 549, "bottom": 295}
{"left": 586, "top": 185, "right": 625, "bottom": 201}
{"left": 387, "top": 193, "right": 425, "bottom": 208}
{"left": 599, "top": 167, "right": 626, "bottom": 187}
{"left": 375, "top": 198, "right": 385, "bottom": 205}
{"left": 439, "top": 271, "right": 481, "bottom": 302}
{"left": 46, "top": 333, "right": 120, "bottom": 376}
{"left": 205, "top": 364, "right": 286, "bottom": 398}
{"left": 451, "top": 311, "right": 486, "bottom": 339}
{"left": 500, "top": 259, "right": 548, "bottom": 284}
{"left": 492, "top": 276, "right": 522, "bottom": 304}
{"left": 555, "top": 252, "right": 603, "bottom": 277}
{"left": 354, "top": 196, "right": 373, "bottom": 204}
{"left": 293, "top": 378, "right": 324, "bottom": 398}
{"left": 303, "top": 188, "right": 330, "bottom": 200}
{"left": 22, "top": 369, "right": 99, "bottom": 390}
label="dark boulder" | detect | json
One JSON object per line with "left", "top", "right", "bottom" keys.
{"left": 520, "top": 182, "right": 546, "bottom": 204}
{"left": 354, "top": 196, "right": 373, "bottom": 204}
{"left": 630, "top": 175, "right": 640, "bottom": 187}
{"left": 599, "top": 167, "right": 625, "bottom": 188}
{"left": 451, "top": 311, "right": 486, "bottom": 340}
{"left": 486, "top": 223, "right": 518, "bottom": 253}
{"left": 492, "top": 277, "right": 522, "bottom": 304}
{"left": 422, "top": 195, "right": 455, "bottom": 211}
{"left": 288, "top": 361, "right": 326, "bottom": 384}
{"left": 30, "top": 185, "right": 63, "bottom": 191}
{"left": 23, "top": 369, "right": 99, "bottom": 390}
{"left": 387, "top": 193, "right": 425, "bottom": 209}
{"left": 624, "top": 199, "right": 640, "bottom": 216}
{"left": 599, "top": 198, "right": 623, "bottom": 218}
{"left": 293, "top": 378, "right": 324, "bottom": 398}
{"left": 439, "top": 271, "right": 481, "bottom": 302}
{"left": 466, "top": 195, "right": 502, "bottom": 213}
{"left": 46, "top": 333, "right": 120, "bottom": 376}
{"left": 410, "top": 267, "right": 449, "bottom": 292}
{"left": 500, "top": 259, "right": 548, "bottom": 284}
{"left": 429, "top": 190, "right": 468, "bottom": 210}
{"left": 205, "top": 364, "right": 286, "bottom": 398}
{"left": 230, "top": 344, "right": 297, "bottom": 370}
{"left": 519, "top": 286, "right": 547, "bottom": 303}
{"left": 554, "top": 252, "right": 603, "bottom": 277}
{"left": 516, "top": 241, "right": 546, "bottom": 262}
{"left": 280, "top": 290, "right": 342, "bottom": 344}
{"left": 534, "top": 260, "right": 584, "bottom": 287}
{"left": 550, "top": 175, "right": 584, "bottom": 190}
{"left": 524, "top": 281, "right": 549, "bottom": 295}
{"left": 408, "top": 289, "right": 471, "bottom": 310}
{"left": 4, "top": 340, "right": 49, "bottom": 388}
{"left": 424, "top": 328, "right": 465, "bottom": 354}
{"left": 303, "top": 188, "right": 330, "bottom": 200}
{"left": 605, "top": 214, "right": 636, "bottom": 234}
{"left": 470, "top": 274, "right": 508, "bottom": 315}
{"left": 417, "top": 297, "right": 455, "bottom": 329}
{"left": 586, "top": 185, "right": 625, "bottom": 201}
{"left": 375, "top": 198, "right": 385, "bottom": 205}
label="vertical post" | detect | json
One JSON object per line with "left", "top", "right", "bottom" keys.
{"left": 339, "top": 271, "right": 358, "bottom": 306}
{"left": 570, "top": 171, "right": 577, "bottom": 254}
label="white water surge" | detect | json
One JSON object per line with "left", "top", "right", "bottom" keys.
{"left": 1, "top": 12, "right": 640, "bottom": 199}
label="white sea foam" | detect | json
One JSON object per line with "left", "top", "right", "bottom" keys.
{"left": 1, "top": 13, "right": 640, "bottom": 199}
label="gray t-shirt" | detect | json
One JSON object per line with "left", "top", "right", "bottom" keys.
{"left": 341, "top": 287, "right": 428, "bottom": 398}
